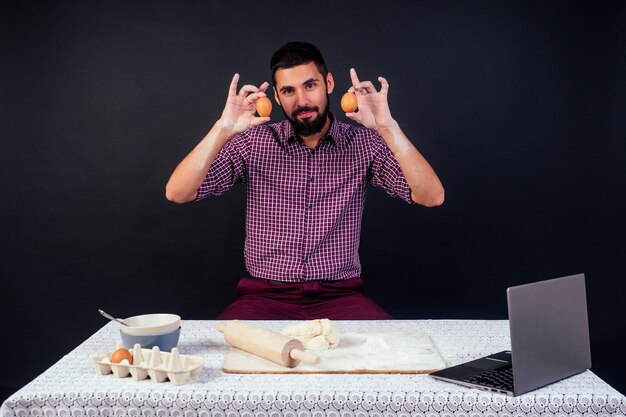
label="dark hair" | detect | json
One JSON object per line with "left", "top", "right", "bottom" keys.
{"left": 270, "top": 41, "right": 328, "bottom": 85}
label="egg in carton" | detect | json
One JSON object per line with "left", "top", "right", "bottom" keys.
{"left": 91, "top": 343, "right": 204, "bottom": 385}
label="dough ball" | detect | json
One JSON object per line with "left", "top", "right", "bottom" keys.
{"left": 281, "top": 318, "right": 340, "bottom": 350}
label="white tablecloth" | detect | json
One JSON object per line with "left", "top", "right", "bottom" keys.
{"left": 2, "top": 320, "right": 625, "bottom": 417}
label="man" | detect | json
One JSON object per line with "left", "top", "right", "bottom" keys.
{"left": 166, "top": 42, "right": 444, "bottom": 319}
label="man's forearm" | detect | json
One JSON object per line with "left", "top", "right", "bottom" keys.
{"left": 165, "top": 121, "right": 234, "bottom": 204}
{"left": 377, "top": 122, "right": 445, "bottom": 207}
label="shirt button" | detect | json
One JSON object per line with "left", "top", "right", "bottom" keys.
{"left": 309, "top": 177, "right": 315, "bottom": 183}
{"left": 308, "top": 204, "right": 313, "bottom": 209}
{"left": 306, "top": 232, "right": 311, "bottom": 236}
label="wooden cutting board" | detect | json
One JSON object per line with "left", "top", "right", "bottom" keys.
{"left": 222, "top": 332, "right": 446, "bottom": 374}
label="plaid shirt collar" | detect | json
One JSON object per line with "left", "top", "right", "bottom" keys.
{"left": 277, "top": 112, "right": 345, "bottom": 149}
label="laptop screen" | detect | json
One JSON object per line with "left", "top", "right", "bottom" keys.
{"left": 507, "top": 273, "right": 592, "bottom": 395}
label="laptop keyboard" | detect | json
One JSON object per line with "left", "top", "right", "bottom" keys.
{"left": 464, "top": 366, "right": 514, "bottom": 391}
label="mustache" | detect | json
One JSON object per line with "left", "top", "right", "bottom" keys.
{"left": 292, "top": 106, "right": 319, "bottom": 117}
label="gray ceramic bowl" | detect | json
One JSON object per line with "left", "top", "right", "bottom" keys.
{"left": 120, "top": 327, "right": 181, "bottom": 351}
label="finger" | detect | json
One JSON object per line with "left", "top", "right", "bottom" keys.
{"left": 245, "top": 91, "right": 267, "bottom": 102}
{"left": 250, "top": 116, "right": 271, "bottom": 126}
{"left": 237, "top": 84, "right": 260, "bottom": 99}
{"left": 378, "top": 76, "right": 389, "bottom": 96}
{"left": 228, "top": 73, "right": 240, "bottom": 97}
{"left": 259, "top": 81, "right": 270, "bottom": 93}
{"left": 345, "top": 112, "right": 362, "bottom": 124}
{"left": 348, "top": 86, "right": 355, "bottom": 94}
{"left": 354, "top": 80, "right": 377, "bottom": 95}
{"left": 350, "top": 68, "right": 361, "bottom": 87}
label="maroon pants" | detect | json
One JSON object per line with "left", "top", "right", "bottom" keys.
{"left": 217, "top": 277, "right": 393, "bottom": 320}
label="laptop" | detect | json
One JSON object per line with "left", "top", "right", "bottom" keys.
{"left": 430, "top": 273, "right": 591, "bottom": 396}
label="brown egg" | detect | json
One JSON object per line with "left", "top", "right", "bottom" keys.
{"left": 341, "top": 92, "right": 358, "bottom": 113}
{"left": 256, "top": 96, "right": 272, "bottom": 117}
{"left": 110, "top": 348, "right": 133, "bottom": 364}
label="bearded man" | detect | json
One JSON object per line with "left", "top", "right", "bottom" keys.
{"left": 166, "top": 41, "right": 444, "bottom": 319}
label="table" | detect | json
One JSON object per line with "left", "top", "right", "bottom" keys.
{"left": 2, "top": 320, "right": 625, "bottom": 417}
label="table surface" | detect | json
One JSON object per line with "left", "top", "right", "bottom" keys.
{"left": 2, "top": 320, "right": 625, "bottom": 417}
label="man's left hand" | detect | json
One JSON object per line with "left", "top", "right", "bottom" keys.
{"left": 345, "top": 68, "right": 397, "bottom": 134}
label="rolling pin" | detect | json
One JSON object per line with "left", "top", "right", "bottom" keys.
{"left": 216, "top": 320, "right": 320, "bottom": 368}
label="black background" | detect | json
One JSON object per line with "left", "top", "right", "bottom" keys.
{"left": 2, "top": 0, "right": 625, "bottom": 402}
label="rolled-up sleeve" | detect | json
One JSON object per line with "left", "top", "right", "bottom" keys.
{"left": 195, "top": 132, "right": 249, "bottom": 201}
{"left": 367, "top": 133, "right": 414, "bottom": 204}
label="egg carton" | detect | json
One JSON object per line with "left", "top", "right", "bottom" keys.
{"left": 92, "top": 343, "right": 204, "bottom": 385}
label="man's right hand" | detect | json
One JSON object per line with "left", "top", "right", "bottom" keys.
{"left": 218, "top": 73, "right": 271, "bottom": 136}
{"left": 165, "top": 74, "right": 270, "bottom": 204}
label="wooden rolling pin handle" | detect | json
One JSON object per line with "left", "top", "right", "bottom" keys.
{"left": 290, "top": 349, "right": 320, "bottom": 365}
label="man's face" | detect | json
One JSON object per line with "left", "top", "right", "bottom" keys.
{"left": 273, "top": 61, "right": 334, "bottom": 137}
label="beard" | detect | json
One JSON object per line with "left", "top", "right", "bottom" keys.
{"left": 282, "top": 95, "right": 330, "bottom": 137}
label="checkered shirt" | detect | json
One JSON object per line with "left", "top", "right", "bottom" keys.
{"left": 196, "top": 114, "right": 413, "bottom": 282}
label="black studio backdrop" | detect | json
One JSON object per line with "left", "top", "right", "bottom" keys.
{"left": 2, "top": 0, "right": 625, "bottom": 400}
